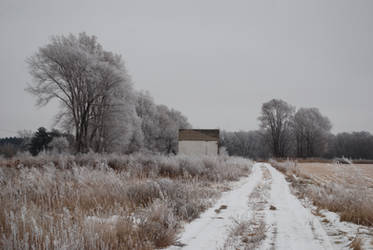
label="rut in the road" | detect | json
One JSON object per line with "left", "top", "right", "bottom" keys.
{"left": 167, "top": 163, "right": 335, "bottom": 250}
{"left": 167, "top": 163, "right": 262, "bottom": 250}
{"left": 222, "top": 165, "right": 272, "bottom": 250}
{"left": 260, "top": 164, "right": 334, "bottom": 250}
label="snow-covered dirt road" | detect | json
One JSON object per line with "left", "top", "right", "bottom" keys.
{"left": 260, "top": 164, "right": 334, "bottom": 250}
{"left": 167, "top": 163, "right": 336, "bottom": 250}
{"left": 167, "top": 163, "right": 262, "bottom": 250}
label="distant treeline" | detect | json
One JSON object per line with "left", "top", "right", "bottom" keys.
{"left": 221, "top": 130, "right": 373, "bottom": 160}
{"left": 0, "top": 128, "right": 72, "bottom": 157}
{"left": 221, "top": 99, "right": 373, "bottom": 160}
{"left": 0, "top": 137, "right": 26, "bottom": 158}
{"left": 3, "top": 32, "right": 372, "bottom": 160}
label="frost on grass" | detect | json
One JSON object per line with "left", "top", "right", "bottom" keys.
{"left": 0, "top": 153, "right": 252, "bottom": 249}
{"left": 222, "top": 165, "right": 270, "bottom": 250}
{"left": 223, "top": 218, "right": 267, "bottom": 250}
{"left": 269, "top": 159, "right": 373, "bottom": 226}
{"left": 270, "top": 159, "right": 373, "bottom": 248}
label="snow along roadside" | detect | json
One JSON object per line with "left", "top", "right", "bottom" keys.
{"left": 260, "top": 163, "right": 334, "bottom": 250}
{"left": 166, "top": 162, "right": 263, "bottom": 250}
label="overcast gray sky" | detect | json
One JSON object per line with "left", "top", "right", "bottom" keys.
{"left": 1, "top": 0, "right": 373, "bottom": 137}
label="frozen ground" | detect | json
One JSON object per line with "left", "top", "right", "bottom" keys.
{"left": 167, "top": 163, "right": 262, "bottom": 250}
{"left": 167, "top": 163, "right": 372, "bottom": 250}
{"left": 260, "top": 164, "right": 333, "bottom": 250}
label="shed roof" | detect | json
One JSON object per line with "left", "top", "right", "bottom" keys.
{"left": 179, "top": 129, "right": 219, "bottom": 141}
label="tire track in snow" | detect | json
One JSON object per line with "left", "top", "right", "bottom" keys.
{"left": 166, "top": 163, "right": 263, "bottom": 250}
{"left": 260, "top": 164, "right": 334, "bottom": 250}
{"left": 223, "top": 164, "right": 273, "bottom": 249}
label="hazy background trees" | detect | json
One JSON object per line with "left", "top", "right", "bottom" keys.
{"left": 0, "top": 138, "right": 23, "bottom": 158}
{"left": 220, "top": 130, "right": 270, "bottom": 160}
{"left": 327, "top": 132, "right": 373, "bottom": 160}
{"left": 293, "top": 108, "right": 332, "bottom": 158}
{"left": 223, "top": 98, "right": 373, "bottom": 160}
{"left": 1, "top": 32, "right": 372, "bottom": 159}
{"left": 258, "top": 99, "right": 295, "bottom": 158}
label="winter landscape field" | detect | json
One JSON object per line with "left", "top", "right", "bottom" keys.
{"left": 297, "top": 162, "right": 373, "bottom": 188}
{"left": 2, "top": 1, "right": 373, "bottom": 249}
{"left": 1, "top": 155, "right": 373, "bottom": 250}
{"left": 0, "top": 153, "right": 252, "bottom": 249}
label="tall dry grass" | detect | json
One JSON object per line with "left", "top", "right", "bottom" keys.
{"left": 269, "top": 160, "right": 373, "bottom": 226}
{"left": 0, "top": 153, "right": 252, "bottom": 249}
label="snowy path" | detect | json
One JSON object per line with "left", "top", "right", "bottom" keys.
{"left": 167, "top": 163, "right": 335, "bottom": 250}
{"left": 167, "top": 163, "right": 263, "bottom": 250}
{"left": 261, "top": 164, "right": 334, "bottom": 250}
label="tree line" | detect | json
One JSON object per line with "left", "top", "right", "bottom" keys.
{"left": 221, "top": 99, "right": 373, "bottom": 160}
{"left": 1, "top": 33, "right": 189, "bottom": 158}
{"left": 2, "top": 33, "right": 372, "bottom": 159}
{"left": 24, "top": 33, "right": 190, "bottom": 155}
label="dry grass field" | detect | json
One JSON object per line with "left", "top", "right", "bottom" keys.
{"left": 270, "top": 160, "right": 373, "bottom": 249}
{"left": 296, "top": 163, "right": 373, "bottom": 190}
{"left": 270, "top": 160, "right": 373, "bottom": 226}
{"left": 0, "top": 153, "right": 252, "bottom": 250}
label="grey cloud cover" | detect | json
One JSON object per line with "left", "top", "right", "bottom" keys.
{"left": 1, "top": 0, "right": 373, "bottom": 137}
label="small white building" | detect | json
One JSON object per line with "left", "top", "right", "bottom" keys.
{"left": 178, "top": 129, "right": 219, "bottom": 156}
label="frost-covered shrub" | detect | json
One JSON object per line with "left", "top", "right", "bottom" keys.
{"left": 127, "top": 180, "right": 164, "bottom": 207}
{"left": 0, "top": 153, "right": 253, "bottom": 249}
{"left": 157, "top": 156, "right": 182, "bottom": 177}
{"left": 137, "top": 200, "right": 178, "bottom": 248}
{"left": 305, "top": 182, "right": 373, "bottom": 226}
{"left": 48, "top": 136, "right": 70, "bottom": 154}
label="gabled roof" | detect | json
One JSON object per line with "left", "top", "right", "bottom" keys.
{"left": 179, "top": 129, "right": 219, "bottom": 141}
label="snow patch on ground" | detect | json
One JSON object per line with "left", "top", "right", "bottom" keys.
{"left": 166, "top": 163, "right": 262, "bottom": 250}
{"left": 260, "top": 164, "right": 334, "bottom": 250}
{"left": 303, "top": 205, "right": 373, "bottom": 249}
{"left": 166, "top": 163, "right": 373, "bottom": 250}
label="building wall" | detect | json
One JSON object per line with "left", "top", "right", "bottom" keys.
{"left": 178, "top": 140, "right": 218, "bottom": 156}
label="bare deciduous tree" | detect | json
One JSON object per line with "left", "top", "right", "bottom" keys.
{"left": 293, "top": 108, "right": 332, "bottom": 157}
{"left": 27, "top": 33, "right": 136, "bottom": 152}
{"left": 258, "top": 99, "right": 295, "bottom": 157}
{"left": 327, "top": 131, "right": 373, "bottom": 159}
{"left": 220, "top": 130, "right": 270, "bottom": 160}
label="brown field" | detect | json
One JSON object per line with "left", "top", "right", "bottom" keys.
{"left": 297, "top": 163, "right": 373, "bottom": 189}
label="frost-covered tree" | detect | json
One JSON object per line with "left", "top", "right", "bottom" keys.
{"left": 258, "top": 99, "right": 295, "bottom": 157}
{"left": 48, "top": 137, "right": 70, "bottom": 154}
{"left": 135, "top": 92, "right": 190, "bottom": 154}
{"left": 293, "top": 108, "right": 332, "bottom": 157}
{"left": 27, "top": 33, "right": 138, "bottom": 153}
{"left": 220, "top": 130, "right": 270, "bottom": 159}
{"left": 135, "top": 91, "right": 160, "bottom": 150}
{"left": 155, "top": 105, "right": 190, "bottom": 154}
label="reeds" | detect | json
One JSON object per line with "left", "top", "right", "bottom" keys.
{"left": 0, "top": 153, "right": 252, "bottom": 249}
